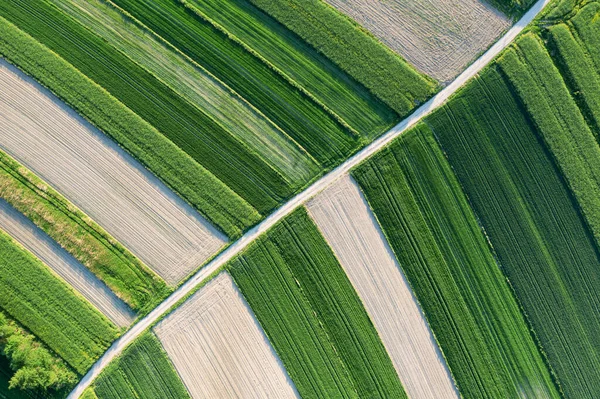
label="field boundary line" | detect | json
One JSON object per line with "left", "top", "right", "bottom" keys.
{"left": 67, "top": 1, "right": 550, "bottom": 396}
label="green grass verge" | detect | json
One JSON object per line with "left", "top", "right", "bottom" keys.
{"left": 182, "top": 0, "right": 398, "bottom": 137}
{"left": 0, "top": 14, "right": 260, "bottom": 238}
{"left": 430, "top": 67, "right": 600, "bottom": 398}
{"left": 246, "top": 0, "right": 438, "bottom": 115}
{"left": 48, "top": 0, "right": 318, "bottom": 188}
{"left": 0, "top": 0, "right": 294, "bottom": 215}
{"left": 93, "top": 333, "right": 189, "bottom": 399}
{"left": 498, "top": 33, "right": 600, "bottom": 259}
{"left": 0, "top": 230, "right": 119, "bottom": 375}
{"left": 229, "top": 209, "right": 406, "bottom": 399}
{"left": 110, "top": 0, "right": 361, "bottom": 170}
{"left": 486, "top": 0, "right": 536, "bottom": 17}
{"left": 0, "top": 150, "right": 169, "bottom": 312}
{"left": 353, "top": 125, "right": 559, "bottom": 399}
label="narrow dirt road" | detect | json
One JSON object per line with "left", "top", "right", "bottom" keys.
{"left": 67, "top": 1, "right": 551, "bottom": 396}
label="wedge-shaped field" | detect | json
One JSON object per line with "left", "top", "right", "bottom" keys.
{"left": 307, "top": 175, "right": 458, "bottom": 399}
{"left": 323, "top": 0, "right": 509, "bottom": 82}
{"left": 247, "top": 0, "right": 437, "bottom": 115}
{"left": 0, "top": 229, "right": 118, "bottom": 374}
{"left": 353, "top": 126, "right": 559, "bottom": 399}
{"left": 173, "top": 0, "right": 398, "bottom": 137}
{"left": 91, "top": 333, "right": 190, "bottom": 399}
{"left": 48, "top": 0, "right": 317, "bottom": 189}
{"left": 153, "top": 272, "right": 297, "bottom": 398}
{"left": 0, "top": 149, "right": 168, "bottom": 312}
{"left": 498, "top": 33, "right": 600, "bottom": 250}
{"left": 0, "top": 59, "right": 226, "bottom": 285}
{"left": 105, "top": 0, "right": 359, "bottom": 168}
{"left": 0, "top": 199, "right": 134, "bottom": 328}
{"left": 229, "top": 209, "right": 406, "bottom": 399}
{"left": 430, "top": 67, "right": 600, "bottom": 398}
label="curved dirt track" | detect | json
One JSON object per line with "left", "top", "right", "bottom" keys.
{"left": 0, "top": 59, "right": 227, "bottom": 285}
{"left": 324, "top": 0, "right": 510, "bottom": 82}
{"left": 154, "top": 272, "right": 299, "bottom": 398}
{"left": 307, "top": 176, "right": 459, "bottom": 399}
{"left": 0, "top": 199, "right": 134, "bottom": 327}
{"left": 66, "top": 1, "right": 551, "bottom": 397}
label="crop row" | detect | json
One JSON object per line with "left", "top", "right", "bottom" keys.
{"left": 353, "top": 125, "right": 558, "bottom": 399}
{"left": 0, "top": 15, "right": 259, "bottom": 239}
{"left": 92, "top": 333, "right": 189, "bottom": 399}
{"left": 430, "top": 67, "right": 600, "bottom": 398}
{"left": 180, "top": 0, "right": 399, "bottom": 137}
{"left": 228, "top": 209, "right": 405, "bottom": 399}
{"left": 247, "top": 0, "right": 438, "bottom": 115}
{"left": 0, "top": 229, "right": 118, "bottom": 375}
{"left": 0, "top": 150, "right": 168, "bottom": 312}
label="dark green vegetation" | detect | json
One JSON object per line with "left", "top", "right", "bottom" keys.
{"left": 0, "top": 150, "right": 168, "bottom": 313}
{"left": 0, "top": 230, "right": 119, "bottom": 375}
{"left": 91, "top": 333, "right": 189, "bottom": 399}
{"left": 0, "top": 312, "right": 75, "bottom": 394}
{"left": 247, "top": 0, "right": 438, "bottom": 114}
{"left": 0, "top": 15, "right": 259, "bottom": 239}
{"left": 353, "top": 126, "right": 559, "bottom": 399}
{"left": 487, "top": 0, "right": 535, "bottom": 16}
{"left": 180, "top": 0, "right": 398, "bottom": 137}
{"left": 430, "top": 63, "right": 600, "bottom": 396}
{"left": 229, "top": 209, "right": 405, "bottom": 399}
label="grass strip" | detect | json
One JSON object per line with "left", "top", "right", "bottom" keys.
{"left": 0, "top": 150, "right": 169, "bottom": 312}
{"left": 110, "top": 0, "right": 360, "bottom": 169}
{"left": 182, "top": 0, "right": 398, "bottom": 137}
{"left": 570, "top": 2, "right": 600, "bottom": 74}
{"left": 93, "top": 333, "right": 190, "bottom": 399}
{"left": 246, "top": 0, "right": 438, "bottom": 115}
{"left": 353, "top": 125, "right": 559, "bottom": 399}
{"left": 430, "top": 67, "right": 600, "bottom": 398}
{"left": 1, "top": 0, "right": 294, "bottom": 214}
{"left": 0, "top": 230, "right": 119, "bottom": 375}
{"left": 229, "top": 209, "right": 406, "bottom": 398}
{"left": 0, "top": 15, "right": 260, "bottom": 238}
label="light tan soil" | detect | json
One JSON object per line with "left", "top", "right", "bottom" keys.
{"left": 324, "top": 0, "right": 510, "bottom": 82}
{"left": 0, "top": 59, "right": 226, "bottom": 285}
{"left": 154, "top": 272, "right": 299, "bottom": 399}
{"left": 307, "top": 175, "right": 459, "bottom": 399}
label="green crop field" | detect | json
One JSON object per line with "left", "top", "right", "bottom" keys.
{"left": 247, "top": 0, "right": 438, "bottom": 114}
{"left": 0, "top": 150, "right": 169, "bottom": 313}
{"left": 178, "top": 0, "right": 398, "bottom": 137}
{"left": 0, "top": 15, "right": 260, "bottom": 239}
{"left": 430, "top": 66, "right": 600, "bottom": 398}
{"left": 353, "top": 125, "right": 558, "bottom": 399}
{"left": 229, "top": 209, "right": 405, "bottom": 399}
{"left": 487, "top": 0, "right": 535, "bottom": 16}
{"left": 0, "top": 230, "right": 119, "bottom": 375}
{"left": 92, "top": 333, "right": 189, "bottom": 399}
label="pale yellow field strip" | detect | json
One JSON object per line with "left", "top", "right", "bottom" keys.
{"left": 0, "top": 59, "right": 227, "bottom": 285}
{"left": 154, "top": 272, "right": 299, "bottom": 399}
{"left": 307, "top": 175, "right": 459, "bottom": 399}
{"left": 324, "top": 0, "right": 510, "bottom": 82}
{"left": 0, "top": 199, "right": 134, "bottom": 327}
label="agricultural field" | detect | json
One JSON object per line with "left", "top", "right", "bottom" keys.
{"left": 0, "top": 58, "right": 227, "bottom": 285}
{"left": 429, "top": 64, "right": 600, "bottom": 397}
{"left": 153, "top": 272, "right": 298, "bottom": 398}
{"left": 229, "top": 209, "right": 405, "bottom": 399}
{"left": 322, "top": 0, "right": 510, "bottom": 82}
{"left": 306, "top": 175, "right": 458, "bottom": 399}
{"left": 0, "top": 228, "right": 119, "bottom": 376}
{"left": 353, "top": 126, "right": 559, "bottom": 398}
{"left": 89, "top": 333, "right": 189, "bottom": 399}
{"left": 0, "top": 199, "right": 134, "bottom": 328}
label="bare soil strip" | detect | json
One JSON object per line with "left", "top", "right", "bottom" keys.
{"left": 0, "top": 199, "right": 134, "bottom": 327}
{"left": 307, "top": 175, "right": 458, "bottom": 399}
{"left": 324, "top": 0, "right": 510, "bottom": 82}
{"left": 154, "top": 272, "right": 299, "bottom": 399}
{"left": 0, "top": 59, "right": 227, "bottom": 285}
